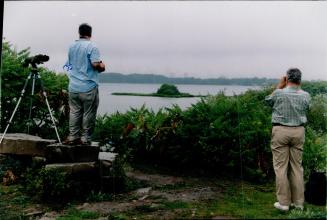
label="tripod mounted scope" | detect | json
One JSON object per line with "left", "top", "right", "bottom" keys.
{"left": 23, "top": 54, "right": 49, "bottom": 68}
{"left": 0, "top": 53, "right": 61, "bottom": 144}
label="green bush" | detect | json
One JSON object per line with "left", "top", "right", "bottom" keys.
{"left": 93, "top": 85, "right": 326, "bottom": 181}
{"left": 156, "top": 84, "right": 181, "bottom": 95}
{"left": 24, "top": 167, "right": 73, "bottom": 201}
{"left": 301, "top": 81, "right": 327, "bottom": 96}
{"left": 307, "top": 95, "right": 327, "bottom": 134}
{"left": 303, "top": 128, "right": 327, "bottom": 178}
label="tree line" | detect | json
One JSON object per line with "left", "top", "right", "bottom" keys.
{"left": 99, "top": 72, "right": 279, "bottom": 86}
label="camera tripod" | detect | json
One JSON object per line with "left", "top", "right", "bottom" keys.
{"left": 0, "top": 66, "right": 62, "bottom": 144}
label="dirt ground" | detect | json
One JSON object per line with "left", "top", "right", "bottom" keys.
{"left": 37, "top": 168, "right": 233, "bottom": 219}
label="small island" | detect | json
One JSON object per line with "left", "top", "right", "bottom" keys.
{"left": 112, "top": 84, "right": 206, "bottom": 98}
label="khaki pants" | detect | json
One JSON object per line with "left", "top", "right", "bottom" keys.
{"left": 271, "top": 125, "right": 305, "bottom": 206}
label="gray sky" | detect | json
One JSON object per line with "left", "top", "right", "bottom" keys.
{"left": 3, "top": 1, "right": 327, "bottom": 80}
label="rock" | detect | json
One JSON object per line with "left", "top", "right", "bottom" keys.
{"left": 25, "top": 210, "right": 44, "bottom": 218}
{"left": 40, "top": 211, "right": 58, "bottom": 220}
{"left": 45, "top": 143, "right": 100, "bottom": 163}
{"left": 91, "top": 142, "right": 99, "bottom": 147}
{"left": 32, "top": 156, "right": 47, "bottom": 167}
{"left": 138, "top": 195, "right": 149, "bottom": 200}
{"left": 135, "top": 187, "right": 152, "bottom": 195}
{"left": 98, "top": 152, "right": 117, "bottom": 162}
{"left": 101, "top": 160, "right": 112, "bottom": 167}
{"left": 0, "top": 133, "right": 56, "bottom": 156}
{"left": 99, "top": 152, "right": 118, "bottom": 177}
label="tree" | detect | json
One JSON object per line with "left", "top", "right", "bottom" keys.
{"left": 156, "top": 84, "right": 181, "bottom": 95}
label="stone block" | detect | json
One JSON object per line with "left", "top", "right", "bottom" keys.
{"left": 0, "top": 133, "right": 56, "bottom": 156}
{"left": 98, "top": 152, "right": 118, "bottom": 177}
{"left": 98, "top": 152, "right": 117, "bottom": 162}
{"left": 45, "top": 143, "right": 100, "bottom": 163}
{"left": 45, "top": 162, "right": 98, "bottom": 179}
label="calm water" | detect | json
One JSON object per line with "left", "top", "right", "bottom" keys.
{"left": 98, "top": 83, "right": 260, "bottom": 115}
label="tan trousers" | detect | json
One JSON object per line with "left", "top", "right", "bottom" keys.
{"left": 271, "top": 125, "right": 305, "bottom": 206}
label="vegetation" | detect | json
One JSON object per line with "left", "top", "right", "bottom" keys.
{"left": 95, "top": 85, "right": 327, "bottom": 181}
{"left": 100, "top": 72, "right": 279, "bottom": 86}
{"left": 156, "top": 84, "right": 181, "bottom": 95}
{"left": 112, "top": 83, "right": 203, "bottom": 98}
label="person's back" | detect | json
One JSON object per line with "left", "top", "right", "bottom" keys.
{"left": 267, "top": 87, "right": 310, "bottom": 126}
{"left": 68, "top": 39, "right": 100, "bottom": 93}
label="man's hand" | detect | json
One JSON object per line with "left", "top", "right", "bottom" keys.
{"left": 277, "top": 76, "right": 287, "bottom": 89}
{"left": 92, "top": 61, "right": 106, "bottom": 73}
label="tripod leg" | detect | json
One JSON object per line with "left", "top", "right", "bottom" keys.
{"left": 27, "top": 73, "right": 36, "bottom": 134}
{"left": 37, "top": 74, "right": 62, "bottom": 144}
{"left": 0, "top": 73, "right": 32, "bottom": 144}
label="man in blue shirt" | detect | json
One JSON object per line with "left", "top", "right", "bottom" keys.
{"left": 64, "top": 23, "right": 105, "bottom": 145}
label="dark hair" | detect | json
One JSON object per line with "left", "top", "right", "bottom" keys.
{"left": 79, "top": 23, "right": 92, "bottom": 37}
{"left": 287, "top": 68, "right": 302, "bottom": 84}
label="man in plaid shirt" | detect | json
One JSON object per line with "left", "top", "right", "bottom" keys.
{"left": 265, "top": 68, "right": 311, "bottom": 211}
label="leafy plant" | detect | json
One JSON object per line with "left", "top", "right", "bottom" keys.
{"left": 24, "top": 167, "right": 73, "bottom": 201}
{"left": 303, "top": 128, "right": 327, "bottom": 179}
{"left": 156, "top": 84, "right": 181, "bottom": 95}
{"left": 93, "top": 85, "right": 326, "bottom": 182}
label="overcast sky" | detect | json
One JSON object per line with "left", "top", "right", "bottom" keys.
{"left": 3, "top": 1, "right": 327, "bottom": 80}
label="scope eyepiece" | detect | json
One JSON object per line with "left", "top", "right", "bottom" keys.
{"left": 23, "top": 54, "right": 49, "bottom": 67}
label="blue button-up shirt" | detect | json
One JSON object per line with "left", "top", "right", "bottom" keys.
{"left": 65, "top": 39, "right": 101, "bottom": 93}
{"left": 265, "top": 86, "right": 311, "bottom": 126}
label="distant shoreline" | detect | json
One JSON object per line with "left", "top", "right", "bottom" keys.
{"left": 99, "top": 72, "right": 278, "bottom": 86}
{"left": 112, "top": 92, "right": 207, "bottom": 98}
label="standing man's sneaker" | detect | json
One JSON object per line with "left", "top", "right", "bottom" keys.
{"left": 290, "top": 203, "right": 304, "bottom": 211}
{"left": 274, "top": 202, "right": 289, "bottom": 211}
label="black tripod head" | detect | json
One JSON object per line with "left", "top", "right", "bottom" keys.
{"left": 23, "top": 54, "right": 49, "bottom": 68}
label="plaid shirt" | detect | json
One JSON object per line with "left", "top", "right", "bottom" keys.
{"left": 265, "top": 86, "right": 311, "bottom": 126}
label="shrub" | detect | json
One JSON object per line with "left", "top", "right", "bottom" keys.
{"left": 301, "top": 81, "right": 327, "bottom": 96}
{"left": 303, "top": 128, "right": 327, "bottom": 179}
{"left": 93, "top": 85, "right": 326, "bottom": 182}
{"left": 307, "top": 95, "right": 327, "bottom": 134}
{"left": 156, "top": 84, "right": 181, "bottom": 95}
{"left": 24, "top": 167, "right": 73, "bottom": 201}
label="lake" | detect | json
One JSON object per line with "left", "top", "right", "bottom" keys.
{"left": 98, "top": 83, "right": 260, "bottom": 115}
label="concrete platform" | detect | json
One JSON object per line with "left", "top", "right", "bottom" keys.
{"left": 0, "top": 133, "right": 56, "bottom": 156}
{"left": 45, "top": 143, "right": 100, "bottom": 163}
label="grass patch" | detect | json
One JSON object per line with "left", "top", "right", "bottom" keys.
{"left": 190, "top": 182, "right": 326, "bottom": 219}
{"left": 57, "top": 208, "right": 100, "bottom": 220}
{"left": 107, "top": 212, "right": 129, "bottom": 220}
{"left": 0, "top": 185, "right": 31, "bottom": 219}
{"left": 161, "top": 200, "right": 190, "bottom": 210}
{"left": 288, "top": 208, "right": 327, "bottom": 219}
{"left": 86, "top": 190, "right": 113, "bottom": 202}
